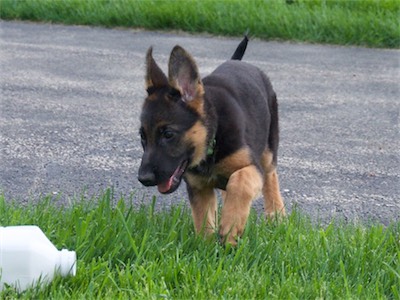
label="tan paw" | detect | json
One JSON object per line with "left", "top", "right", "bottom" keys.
{"left": 219, "top": 218, "right": 245, "bottom": 246}
{"left": 266, "top": 208, "right": 286, "bottom": 222}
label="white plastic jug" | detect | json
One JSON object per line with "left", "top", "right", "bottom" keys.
{"left": 0, "top": 225, "right": 77, "bottom": 292}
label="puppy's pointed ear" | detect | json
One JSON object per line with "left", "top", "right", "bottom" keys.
{"left": 146, "top": 47, "right": 168, "bottom": 94}
{"left": 168, "top": 46, "right": 204, "bottom": 102}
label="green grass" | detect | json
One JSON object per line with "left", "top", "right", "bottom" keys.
{"left": 0, "top": 0, "right": 399, "bottom": 48}
{"left": 0, "top": 190, "right": 399, "bottom": 299}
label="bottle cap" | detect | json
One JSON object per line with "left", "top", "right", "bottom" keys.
{"left": 59, "top": 249, "right": 77, "bottom": 276}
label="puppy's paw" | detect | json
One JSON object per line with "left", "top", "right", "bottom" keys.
{"left": 266, "top": 208, "right": 286, "bottom": 222}
{"left": 219, "top": 219, "right": 244, "bottom": 246}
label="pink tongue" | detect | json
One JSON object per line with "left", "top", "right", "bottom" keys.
{"left": 157, "top": 177, "right": 173, "bottom": 193}
{"left": 157, "top": 162, "right": 187, "bottom": 194}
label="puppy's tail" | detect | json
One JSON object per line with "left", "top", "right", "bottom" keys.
{"left": 231, "top": 32, "right": 249, "bottom": 61}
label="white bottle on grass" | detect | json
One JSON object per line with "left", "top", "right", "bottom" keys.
{"left": 0, "top": 225, "right": 76, "bottom": 292}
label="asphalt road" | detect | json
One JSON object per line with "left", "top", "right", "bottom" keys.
{"left": 1, "top": 21, "right": 399, "bottom": 224}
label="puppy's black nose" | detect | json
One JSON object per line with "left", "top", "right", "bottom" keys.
{"left": 138, "top": 172, "right": 156, "bottom": 187}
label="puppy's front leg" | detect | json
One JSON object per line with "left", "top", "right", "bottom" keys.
{"left": 187, "top": 182, "right": 217, "bottom": 237}
{"left": 219, "top": 165, "right": 263, "bottom": 245}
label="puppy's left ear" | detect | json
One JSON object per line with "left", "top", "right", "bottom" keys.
{"left": 168, "top": 46, "right": 204, "bottom": 102}
{"left": 146, "top": 47, "right": 168, "bottom": 93}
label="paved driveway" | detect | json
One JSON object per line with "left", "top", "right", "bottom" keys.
{"left": 1, "top": 21, "right": 399, "bottom": 224}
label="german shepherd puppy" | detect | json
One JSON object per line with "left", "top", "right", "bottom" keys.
{"left": 138, "top": 37, "right": 285, "bottom": 245}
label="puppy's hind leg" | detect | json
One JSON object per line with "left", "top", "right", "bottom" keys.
{"left": 262, "top": 150, "right": 286, "bottom": 220}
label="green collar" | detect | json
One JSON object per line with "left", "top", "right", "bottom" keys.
{"left": 206, "top": 138, "right": 216, "bottom": 157}
{"left": 188, "top": 137, "right": 216, "bottom": 175}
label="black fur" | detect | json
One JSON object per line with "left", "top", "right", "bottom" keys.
{"left": 231, "top": 35, "right": 249, "bottom": 60}
{"left": 201, "top": 61, "right": 278, "bottom": 170}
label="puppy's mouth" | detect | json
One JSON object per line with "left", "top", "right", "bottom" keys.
{"left": 157, "top": 160, "right": 188, "bottom": 194}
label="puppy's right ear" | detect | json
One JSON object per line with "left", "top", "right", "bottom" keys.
{"left": 145, "top": 47, "right": 168, "bottom": 94}
{"left": 168, "top": 46, "right": 203, "bottom": 103}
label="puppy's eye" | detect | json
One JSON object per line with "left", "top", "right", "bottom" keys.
{"left": 139, "top": 128, "right": 147, "bottom": 147}
{"left": 162, "top": 130, "right": 174, "bottom": 140}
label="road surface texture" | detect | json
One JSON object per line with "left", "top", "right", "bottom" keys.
{"left": 1, "top": 21, "right": 399, "bottom": 224}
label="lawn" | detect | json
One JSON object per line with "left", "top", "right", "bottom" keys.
{"left": 0, "top": 0, "right": 399, "bottom": 48}
{"left": 1, "top": 191, "right": 399, "bottom": 299}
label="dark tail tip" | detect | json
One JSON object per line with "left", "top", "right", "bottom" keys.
{"left": 231, "top": 31, "right": 249, "bottom": 61}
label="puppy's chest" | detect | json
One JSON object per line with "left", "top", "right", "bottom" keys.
{"left": 186, "top": 161, "right": 229, "bottom": 190}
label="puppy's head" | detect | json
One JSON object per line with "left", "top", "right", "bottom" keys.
{"left": 138, "top": 46, "right": 208, "bottom": 194}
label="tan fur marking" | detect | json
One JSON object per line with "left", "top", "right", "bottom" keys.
{"left": 263, "top": 170, "right": 285, "bottom": 218}
{"left": 145, "top": 79, "right": 152, "bottom": 90}
{"left": 188, "top": 84, "right": 205, "bottom": 117}
{"left": 261, "top": 151, "right": 274, "bottom": 173}
{"left": 215, "top": 147, "right": 252, "bottom": 177}
{"left": 183, "top": 121, "right": 208, "bottom": 167}
{"left": 219, "top": 165, "right": 263, "bottom": 245}
{"left": 261, "top": 150, "right": 285, "bottom": 219}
